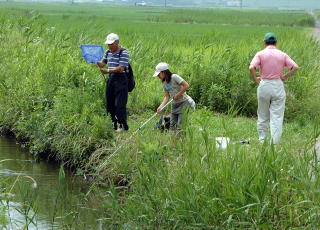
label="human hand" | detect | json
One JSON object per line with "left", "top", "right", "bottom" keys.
{"left": 254, "top": 77, "right": 261, "bottom": 85}
{"left": 281, "top": 75, "right": 288, "bottom": 81}
{"left": 100, "top": 68, "right": 109, "bottom": 74}
{"left": 173, "top": 94, "right": 180, "bottom": 100}
{"left": 156, "top": 106, "right": 162, "bottom": 114}
{"left": 96, "top": 61, "right": 104, "bottom": 68}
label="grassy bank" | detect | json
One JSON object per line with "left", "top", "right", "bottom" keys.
{"left": 1, "top": 114, "right": 319, "bottom": 228}
{"left": 0, "top": 4, "right": 319, "bottom": 228}
{"left": 91, "top": 111, "right": 320, "bottom": 229}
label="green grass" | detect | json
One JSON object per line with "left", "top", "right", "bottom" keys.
{"left": 0, "top": 2, "right": 316, "bottom": 27}
{"left": 0, "top": 178, "right": 9, "bottom": 228}
{"left": 0, "top": 2, "right": 318, "bottom": 170}
{"left": 91, "top": 109, "right": 320, "bottom": 229}
{"left": 147, "top": 8, "right": 315, "bottom": 26}
{"left": 0, "top": 4, "right": 319, "bottom": 228}
{"left": 1, "top": 3, "right": 318, "bottom": 119}
{"left": 0, "top": 4, "right": 318, "bottom": 161}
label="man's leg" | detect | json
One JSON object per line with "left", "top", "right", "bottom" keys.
{"left": 106, "top": 78, "right": 117, "bottom": 130}
{"left": 114, "top": 81, "right": 128, "bottom": 130}
{"left": 270, "top": 82, "right": 286, "bottom": 144}
{"left": 257, "top": 81, "right": 271, "bottom": 143}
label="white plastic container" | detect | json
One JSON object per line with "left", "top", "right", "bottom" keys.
{"left": 216, "top": 137, "right": 230, "bottom": 150}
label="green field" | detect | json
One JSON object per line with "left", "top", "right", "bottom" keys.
{"left": 0, "top": 2, "right": 316, "bottom": 26}
{"left": 1, "top": 0, "right": 319, "bottom": 8}
{"left": 0, "top": 3, "right": 319, "bottom": 229}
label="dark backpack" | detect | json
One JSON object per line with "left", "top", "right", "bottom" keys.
{"left": 119, "top": 48, "right": 135, "bottom": 92}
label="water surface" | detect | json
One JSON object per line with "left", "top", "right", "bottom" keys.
{"left": 0, "top": 136, "right": 105, "bottom": 229}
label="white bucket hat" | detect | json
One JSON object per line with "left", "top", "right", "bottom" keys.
{"left": 153, "top": 62, "right": 169, "bottom": 77}
{"left": 105, "top": 33, "right": 119, "bottom": 45}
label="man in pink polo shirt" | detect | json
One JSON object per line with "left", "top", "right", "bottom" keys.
{"left": 249, "top": 32, "right": 299, "bottom": 144}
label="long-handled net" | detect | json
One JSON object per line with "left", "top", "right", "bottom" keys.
{"left": 80, "top": 44, "right": 104, "bottom": 64}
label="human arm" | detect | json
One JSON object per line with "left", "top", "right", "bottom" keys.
{"left": 96, "top": 61, "right": 106, "bottom": 68}
{"left": 157, "top": 91, "right": 170, "bottom": 114}
{"left": 100, "top": 66, "right": 125, "bottom": 74}
{"left": 249, "top": 65, "right": 261, "bottom": 85}
{"left": 97, "top": 51, "right": 108, "bottom": 68}
{"left": 174, "top": 80, "right": 190, "bottom": 100}
{"left": 281, "top": 55, "right": 299, "bottom": 81}
{"left": 281, "top": 66, "right": 299, "bottom": 81}
{"left": 249, "top": 53, "right": 261, "bottom": 85}
{"left": 100, "top": 49, "right": 129, "bottom": 74}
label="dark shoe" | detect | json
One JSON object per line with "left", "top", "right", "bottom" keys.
{"left": 113, "top": 122, "right": 118, "bottom": 130}
{"left": 123, "top": 123, "right": 129, "bottom": 131}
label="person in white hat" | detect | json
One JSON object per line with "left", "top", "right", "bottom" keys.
{"left": 96, "top": 33, "right": 130, "bottom": 131}
{"left": 152, "top": 62, "right": 195, "bottom": 130}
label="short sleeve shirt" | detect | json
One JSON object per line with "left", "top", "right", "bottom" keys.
{"left": 163, "top": 74, "right": 190, "bottom": 103}
{"left": 250, "top": 45, "right": 298, "bottom": 79}
{"left": 102, "top": 47, "right": 129, "bottom": 73}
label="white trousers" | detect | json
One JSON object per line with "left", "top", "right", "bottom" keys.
{"left": 257, "top": 79, "right": 286, "bottom": 144}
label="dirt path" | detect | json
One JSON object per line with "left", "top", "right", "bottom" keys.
{"left": 309, "top": 11, "right": 320, "bottom": 40}
{"left": 314, "top": 19, "right": 320, "bottom": 40}
{"left": 314, "top": 14, "right": 320, "bottom": 160}
{"left": 309, "top": 11, "right": 320, "bottom": 159}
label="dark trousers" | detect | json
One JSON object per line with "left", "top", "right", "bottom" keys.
{"left": 105, "top": 73, "right": 128, "bottom": 128}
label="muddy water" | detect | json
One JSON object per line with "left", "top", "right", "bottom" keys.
{"left": 0, "top": 136, "right": 106, "bottom": 229}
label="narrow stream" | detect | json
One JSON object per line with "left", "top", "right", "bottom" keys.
{"left": 0, "top": 136, "right": 105, "bottom": 229}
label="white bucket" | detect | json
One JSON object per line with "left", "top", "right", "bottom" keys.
{"left": 216, "top": 137, "right": 230, "bottom": 150}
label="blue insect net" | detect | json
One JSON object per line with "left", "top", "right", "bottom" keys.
{"left": 80, "top": 44, "right": 104, "bottom": 64}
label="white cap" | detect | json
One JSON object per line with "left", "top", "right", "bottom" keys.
{"left": 105, "top": 33, "right": 119, "bottom": 45}
{"left": 152, "top": 62, "right": 169, "bottom": 77}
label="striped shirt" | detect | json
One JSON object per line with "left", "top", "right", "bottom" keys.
{"left": 102, "top": 47, "right": 130, "bottom": 73}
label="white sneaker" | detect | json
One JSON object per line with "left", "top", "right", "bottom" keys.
{"left": 116, "top": 128, "right": 123, "bottom": 133}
